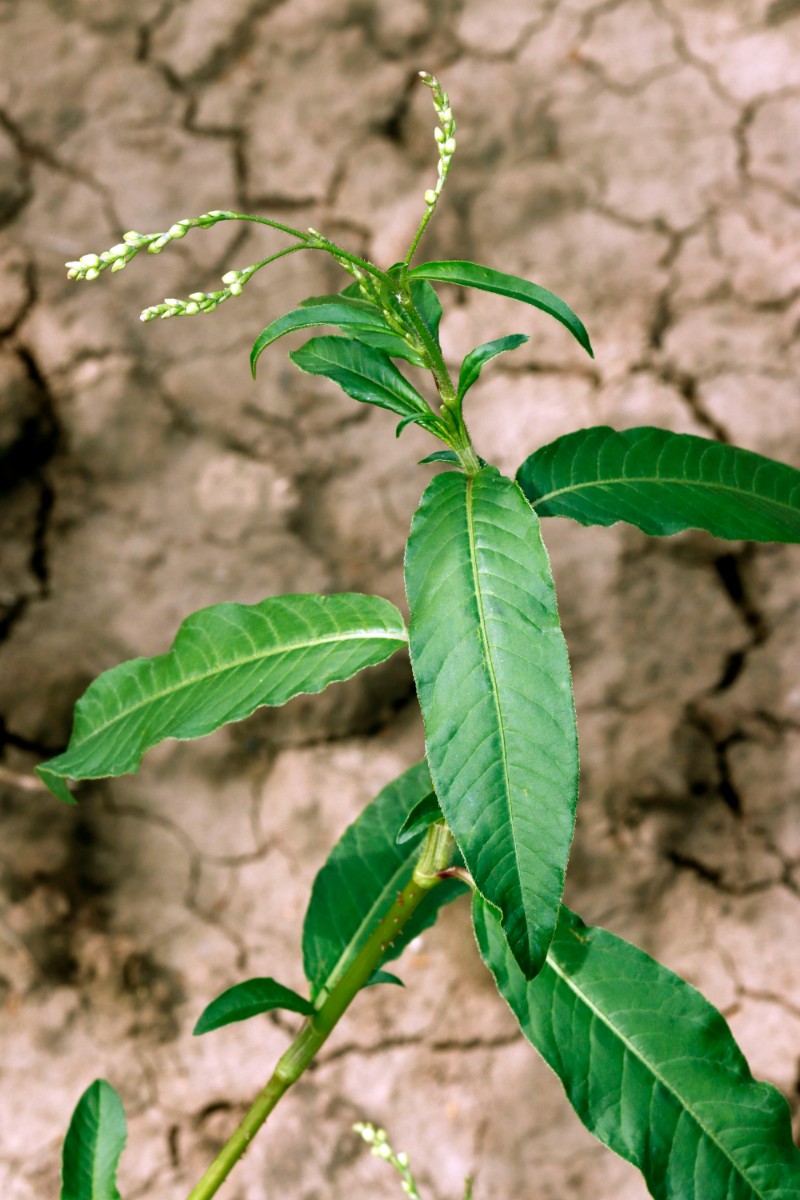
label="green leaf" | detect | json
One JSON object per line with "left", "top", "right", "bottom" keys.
{"left": 474, "top": 897, "right": 800, "bottom": 1200}
{"left": 457, "top": 333, "right": 529, "bottom": 401}
{"left": 351, "top": 329, "right": 426, "bottom": 367}
{"left": 396, "top": 791, "right": 444, "bottom": 844}
{"left": 290, "top": 336, "right": 442, "bottom": 434}
{"left": 61, "top": 1080, "right": 126, "bottom": 1200}
{"left": 410, "top": 279, "right": 443, "bottom": 342}
{"left": 418, "top": 450, "right": 460, "bottom": 465}
{"left": 366, "top": 969, "right": 404, "bottom": 988}
{"left": 193, "top": 978, "right": 314, "bottom": 1035}
{"left": 408, "top": 260, "right": 594, "bottom": 358}
{"left": 250, "top": 297, "right": 395, "bottom": 377}
{"left": 517, "top": 426, "right": 800, "bottom": 542}
{"left": 37, "top": 593, "right": 407, "bottom": 803}
{"left": 405, "top": 467, "right": 579, "bottom": 980}
{"left": 302, "top": 760, "right": 467, "bottom": 1004}
{"left": 386, "top": 266, "right": 443, "bottom": 342}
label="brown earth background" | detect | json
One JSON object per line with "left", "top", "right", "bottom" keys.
{"left": 2, "top": 1, "right": 800, "bottom": 1197}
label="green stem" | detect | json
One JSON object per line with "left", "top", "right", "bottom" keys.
{"left": 223, "top": 212, "right": 393, "bottom": 287}
{"left": 185, "top": 823, "right": 454, "bottom": 1200}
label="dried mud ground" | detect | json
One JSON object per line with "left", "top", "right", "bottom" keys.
{"left": 2, "top": 1, "right": 800, "bottom": 1198}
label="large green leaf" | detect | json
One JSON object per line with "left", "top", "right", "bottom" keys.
{"left": 474, "top": 897, "right": 800, "bottom": 1200}
{"left": 517, "top": 426, "right": 800, "bottom": 542}
{"left": 407, "top": 260, "right": 594, "bottom": 358}
{"left": 302, "top": 760, "right": 467, "bottom": 1004}
{"left": 405, "top": 467, "right": 579, "bottom": 980}
{"left": 456, "top": 333, "right": 529, "bottom": 401}
{"left": 250, "top": 296, "right": 395, "bottom": 377}
{"left": 290, "top": 336, "right": 443, "bottom": 434}
{"left": 37, "top": 593, "right": 407, "bottom": 803}
{"left": 61, "top": 1080, "right": 127, "bottom": 1200}
{"left": 194, "top": 978, "right": 314, "bottom": 1035}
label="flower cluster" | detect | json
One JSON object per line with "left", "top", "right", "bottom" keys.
{"left": 354, "top": 1123, "right": 421, "bottom": 1200}
{"left": 419, "top": 71, "right": 456, "bottom": 208}
{"left": 139, "top": 264, "right": 258, "bottom": 322}
{"left": 65, "top": 211, "right": 235, "bottom": 282}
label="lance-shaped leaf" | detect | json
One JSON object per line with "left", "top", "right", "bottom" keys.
{"left": 405, "top": 468, "right": 579, "bottom": 980}
{"left": 194, "top": 978, "right": 314, "bottom": 1035}
{"left": 37, "top": 593, "right": 407, "bottom": 803}
{"left": 302, "top": 760, "right": 467, "bottom": 1004}
{"left": 457, "top": 334, "right": 529, "bottom": 402}
{"left": 250, "top": 296, "right": 395, "bottom": 377}
{"left": 290, "top": 336, "right": 443, "bottom": 434}
{"left": 517, "top": 426, "right": 800, "bottom": 543}
{"left": 474, "top": 897, "right": 800, "bottom": 1200}
{"left": 407, "top": 260, "right": 594, "bottom": 358}
{"left": 396, "top": 790, "right": 444, "bottom": 845}
{"left": 61, "top": 1080, "right": 127, "bottom": 1200}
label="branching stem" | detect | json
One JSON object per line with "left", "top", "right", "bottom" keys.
{"left": 185, "top": 822, "right": 454, "bottom": 1200}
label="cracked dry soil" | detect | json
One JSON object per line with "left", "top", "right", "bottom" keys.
{"left": 1, "top": 1, "right": 800, "bottom": 1198}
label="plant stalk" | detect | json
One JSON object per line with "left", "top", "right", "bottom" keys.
{"left": 185, "top": 822, "right": 454, "bottom": 1200}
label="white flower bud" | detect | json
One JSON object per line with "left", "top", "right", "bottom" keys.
{"left": 111, "top": 260, "right": 126, "bottom": 272}
{"left": 443, "top": 137, "right": 456, "bottom": 155}
{"left": 168, "top": 223, "right": 187, "bottom": 238}
{"left": 397, "top": 1152, "right": 409, "bottom": 1166}
{"left": 80, "top": 253, "right": 100, "bottom": 268}
{"left": 188, "top": 292, "right": 207, "bottom": 302}
{"left": 434, "top": 127, "right": 445, "bottom": 143}
{"left": 440, "top": 107, "right": 453, "bottom": 124}
{"left": 221, "top": 270, "right": 240, "bottom": 285}
{"left": 123, "top": 231, "right": 142, "bottom": 244}
{"left": 185, "top": 302, "right": 199, "bottom": 314}
{"left": 148, "top": 242, "right": 164, "bottom": 254}
{"left": 424, "top": 189, "right": 437, "bottom": 206}
{"left": 229, "top": 281, "right": 243, "bottom": 296}
{"left": 84, "top": 267, "right": 100, "bottom": 280}
{"left": 109, "top": 243, "right": 129, "bottom": 258}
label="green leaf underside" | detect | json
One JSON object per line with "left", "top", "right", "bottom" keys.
{"left": 473, "top": 898, "right": 800, "bottom": 1200}
{"left": 302, "top": 760, "right": 467, "bottom": 1004}
{"left": 250, "top": 296, "right": 394, "bottom": 376}
{"left": 396, "top": 791, "right": 444, "bottom": 844}
{"left": 457, "top": 334, "right": 529, "bottom": 401}
{"left": 405, "top": 468, "right": 579, "bottom": 980}
{"left": 61, "top": 1080, "right": 126, "bottom": 1200}
{"left": 194, "top": 978, "right": 314, "bottom": 1035}
{"left": 37, "top": 594, "right": 407, "bottom": 803}
{"left": 408, "top": 260, "right": 594, "bottom": 358}
{"left": 517, "top": 426, "right": 800, "bottom": 542}
{"left": 290, "top": 336, "right": 441, "bottom": 432}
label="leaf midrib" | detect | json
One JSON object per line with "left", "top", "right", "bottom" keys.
{"left": 464, "top": 477, "right": 521, "bottom": 914}
{"left": 65, "top": 626, "right": 407, "bottom": 759}
{"left": 533, "top": 474, "right": 799, "bottom": 513}
{"left": 305, "top": 345, "right": 429, "bottom": 414}
{"left": 546, "top": 950, "right": 770, "bottom": 1200}
{"left": 311, "top": 852, "right": 413, "bottom": 1005}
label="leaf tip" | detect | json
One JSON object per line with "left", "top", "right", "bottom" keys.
{"left": 35, "top": 763, "right": 76, "bottom": 805}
